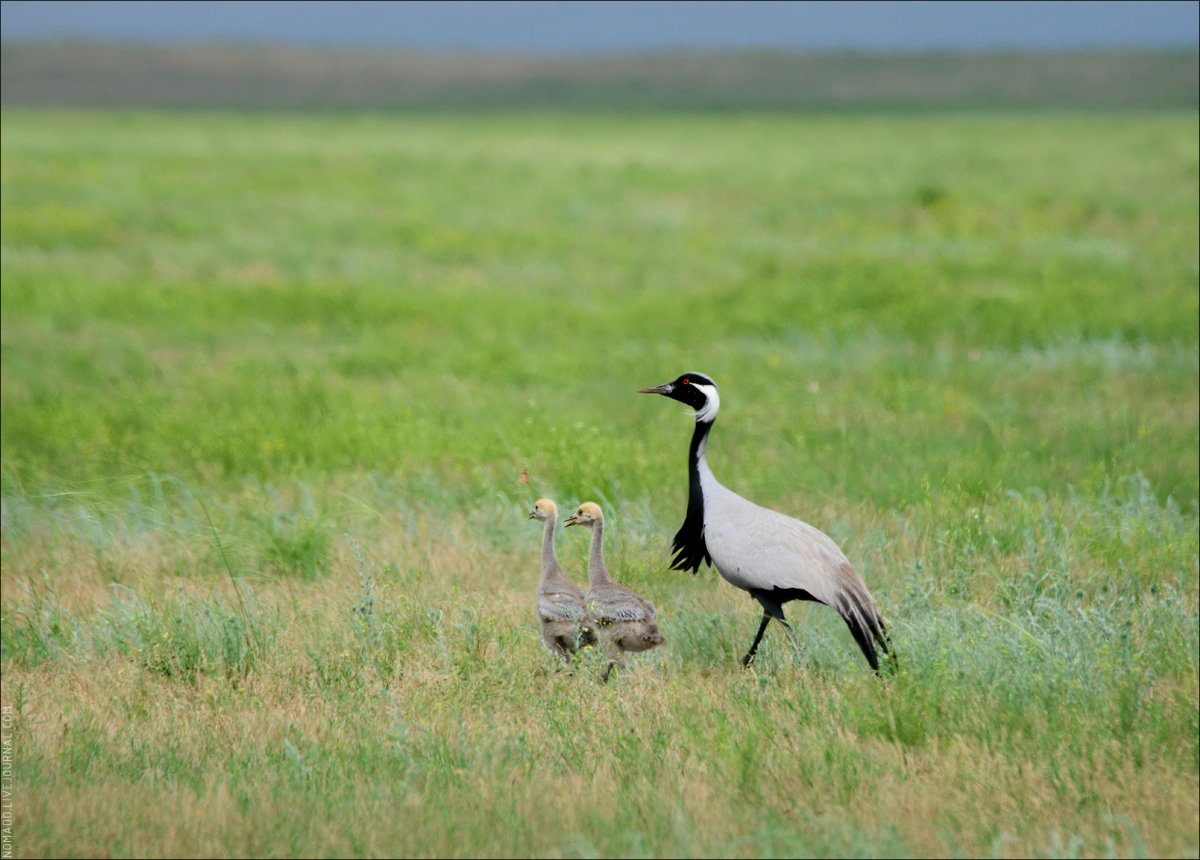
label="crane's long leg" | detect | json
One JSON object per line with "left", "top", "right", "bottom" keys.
{"left": 741, "top": 613, "right": 772, "bottom": 667}
{"left": 776, "top": 616, "right": 803, "bottom": 654}
{"left": 601, "top": 644, "right": 622, "bottom": 683}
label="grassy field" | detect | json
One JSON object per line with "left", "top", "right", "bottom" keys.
{"left": 1, "top": 109, "right": 1197, "bottom": 858}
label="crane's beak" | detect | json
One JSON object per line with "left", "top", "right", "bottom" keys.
{"left": 638, "top": 383, "right": 673, "bottom": 395}
{"left": 563, "top": 514, "right": 580, "bottom": 527}
{"left": 527, "top": 509, "right": 537, "bottom": 519}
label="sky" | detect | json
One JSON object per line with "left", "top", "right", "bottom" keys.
{"left": 1, "top": 1, "right": 1197, "bottom": 54}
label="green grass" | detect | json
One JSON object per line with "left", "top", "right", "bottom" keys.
{"left": 1, "top": 109, "right": 1197, "bottom": 858}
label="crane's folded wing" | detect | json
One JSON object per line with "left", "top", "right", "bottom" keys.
{"left": 538, "top": 595, "right": 586, "bottom": 623}
{"left": 585, "top": 589, "right": 656, "bottom": 624}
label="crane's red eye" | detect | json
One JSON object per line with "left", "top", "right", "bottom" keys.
{"left": 681, "top": 378, "right": 690, "bottom": 385}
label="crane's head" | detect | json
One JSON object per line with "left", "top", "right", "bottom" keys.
{"left": 563, "top": 501, "right": 604, "bottom": 529}
{"left": 639, "top": 372, "right": 720, "bottom": 423}
{"left": 528, "top": 498, "right": 557, "bottom": 521}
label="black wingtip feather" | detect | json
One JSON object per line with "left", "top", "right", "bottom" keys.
{"left": 838, "top": 603, "right": 897, "bottom": 675}
{"left": 843, "top": 613, "right": 880, "bottom": 671}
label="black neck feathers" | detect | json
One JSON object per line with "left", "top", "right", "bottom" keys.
{"left": 670, "top": 419, "right": 712, "bottom": 573}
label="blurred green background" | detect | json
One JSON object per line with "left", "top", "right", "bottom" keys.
{"left": 2, "top": 108, "right": 1196, "bottom": 511}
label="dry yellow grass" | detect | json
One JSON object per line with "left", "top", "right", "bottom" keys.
{"left": 3, "top": 501, "right": 1196, "bottom": 857}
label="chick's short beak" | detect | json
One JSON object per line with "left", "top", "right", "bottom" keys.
{"left": 563, "top": 515, "right": 579, "bottom": 528}
{"left": 527, "top": 510, "right": 537, "bottom": 519}
{"left": 639, "top": 383, "right": 673, "bottom": 395}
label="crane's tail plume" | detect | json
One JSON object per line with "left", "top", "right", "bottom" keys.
{"left": 841, "top": 609, "right": 897, "bottom": 674}
{"left": 833, "top": 571, "right": 897, "bottom": 675}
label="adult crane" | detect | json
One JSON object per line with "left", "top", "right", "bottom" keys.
{"left": 639, "top": 372, "right": 892, "bottom": 671}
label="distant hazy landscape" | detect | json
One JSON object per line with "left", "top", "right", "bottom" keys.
{"left": 2, "top": 42, "right": 1197, "bottom": 110}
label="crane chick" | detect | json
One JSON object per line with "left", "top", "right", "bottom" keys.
{"left": 564, "top": 502, "right": 665, "bottom": 682}
{"left": 529, "top": 498, "right": 594, "bottom": 664}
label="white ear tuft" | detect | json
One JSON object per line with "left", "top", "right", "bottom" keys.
{"left": 692, "top": 383, "right": 720, "bottom": 423}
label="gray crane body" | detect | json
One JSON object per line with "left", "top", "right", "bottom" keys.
{"left": 698, "top": 427, "right": 885, "bottom": 657}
